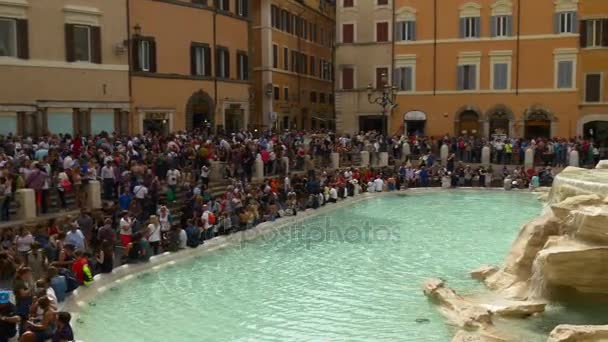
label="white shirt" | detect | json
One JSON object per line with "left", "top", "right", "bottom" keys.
{"left": 101, "top": 165, "right": 115, "bottom": 179}
{"left": 329, "top": 188, "right": 338, "bottom": 199}
{"left": 166, "top": 169, "right": 181, "bottom": 185}
{"left": 158, "top": 210, "right": 171, "bottom": 232}
{"left": 373, "top": 178, "right": 384, "bottom": 192}
{"left": 201, "top": 210, "right": 211, "bottom": 230}
{"left": 133, "top": 185, "right": 148, "bottom": 199}
{"left": 147, "top": 223, "right": 161, "bottom": 242}
{"left": 179, "top": 229, "right": 187, "bottom": 249}
{"left": 201, "top": 166, "right": 210, "bottom": 178}
{"left": 62, "top": 156, "right": 73, "bottom": 170}
{"left": 119, "top": 217, "right": 132, "bottom": 236}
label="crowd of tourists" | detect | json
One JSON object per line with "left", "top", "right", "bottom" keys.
{"left": 0, "top": 127, "right": 601, "bottom": 341}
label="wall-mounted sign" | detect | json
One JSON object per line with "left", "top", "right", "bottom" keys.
{"left": 404, "top": 111, "right": 426, "bottom": 121}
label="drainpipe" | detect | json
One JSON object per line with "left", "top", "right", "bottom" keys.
{"left": 213, "top": 9, "right": 219, "bottom": 133}
{"left": 391, "top": 0, "right": 396, "bottom": 134}
{"left": 433, "top": 0, "right": 437, "bottom": 95}
{"left": 515, "top": 0, "right": 521, "bottom": 95}
{"left": 126, "top": 0, "right": 133, "bottom": 133}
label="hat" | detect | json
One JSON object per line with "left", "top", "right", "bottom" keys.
{"left": 0, "top": 290, "right": 9, "bottom": 304}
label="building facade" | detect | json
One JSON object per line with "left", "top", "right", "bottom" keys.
{"left": 579, "top": 0, "right": 608, "bottom": 146}
{"left": 252, "top": 0, "right": 335, "bottom": 130}
{"left": 129, "top": 0, "right": 251, "bottom": 134}
{"left": 335, "top": 0, "right": 394, "bottom": 134}
{"left": 0, "top": 0, "right": 130, "bottom": 136}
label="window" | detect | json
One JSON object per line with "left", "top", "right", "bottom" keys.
{"left": 582, "top": 19, "right": 608, "bottom": 47}
{"left": 216, "top": 0, "right": 229, "bottom": 11}
{"left": 0, "top": 18, "right": 16, "bottom": 57}
{"left": 377, "top": 0, "right": 388, "bottom": 5}
{"left": 342, "top": 23, "right": 354, "bottom": 43}
{"left": 273, "top": 86, "right": 280, "bottom": 100}
{"left": 394, "top": 67, "right": 413, "bottom": 91}
{"left": 376, "top": 22, "right": 389, "bottom": 42}
{"left": 272, "top": 44, "right": 278, "bottom": 68}
{"left": 342, "top": 67, "right": 354, "bottom": 89}
{"left": 237, "top": 52, "right": 248, "bottom": 80}
{"left": 319, "top": 93, "right": 326, "bottom": 103}
{"left": 236, "top": 0, "right": 248, "bottom": 17}
{"left": 284, "top": 87, "right": 289, "bottom": 101}
{"left": 312, "top": 23, "right": 317, "bottom": 42}
{"left": 281, "top": 10, "right": 290, "bottom": 33}
{"left": 283, "top": 47, "right": 289, "bottom": 70}
{"left": 457, "top": 65, "right": 477, "bottom": 90}
{"left": 310, "top": 91, "right": 317, "bottom": 102}
{"left": 557, "top": 60, "right": 574, "bottom": 88}
{"left": 291, "top": 50, "right": 297, "bottom": 72}
{"left": 585, "top": 74, "right": 602, "bottom": 102}
{"left": 376, "top": 67, "right": 388, "bottom": 88}
{"left": 271, "top": 5, "right": 280, "bottom": 29}
{"left": 329, "top": 94, "right": 334, "bottom": 104}
{"left": 192, "top": 0, "right": 208, "bottom": 5}
{"left": 302, "top": 19, "right": 308, "bottom": 40}
{"left": 491, "top": 15, "right": 512, "bottom": 37}
{"left": 555, "top": 12, "right": 576, "bottom": 34}
{"left": 66, "top": 24, "right": 101, "bottom": 63}
{"left": 460, "top": 17, "right": 480, "bottom": 38}
{"left": 216, "top": 47, "right": 230, "bottom": 78}
{"left": 493, "top": 63, "right": 509, "bottom": 89}
{"left": 300, "top": 53, "right": 308, "bottom": 74}
{"left": 396, "top": 21, "right": 416, "bottom": 41}
{"left": 310, "top": 56, "right": 316, "bottom": 76}
{"left": 343, "top": 0, "right": 354, "bottom": 7}
{"left": 134, "top": 39, "right": 156, "bottom": 72}
{"left": 191, "top": 44, "right": 211, "bottom": 76}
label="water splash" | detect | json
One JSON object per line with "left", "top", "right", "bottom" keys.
{"left": 529, "top": 253, "right": 548, "bottom": 300}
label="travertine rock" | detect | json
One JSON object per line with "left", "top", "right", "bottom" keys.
{"left": 570, "top": 207, "right": 608, "bottom": 244}
{"left": 542, "top": 244, "right": 608, "bottom": 295}
{"left": 550, "top": 194, "right": 603, "bottom": 221}
{"left": 490, "top": 302, "right": 546, "bottom": 318}
{"left": 548, "top": 324, "right": 608, "bottom": 342}
{"left": 451, "top": 330, "right": 508, "bottom": 342}
{"left": 470, "top": 266, "right": 499, "bottom": 281}
{"left": 422, "top": 279, "right": 492, "bottom": 329}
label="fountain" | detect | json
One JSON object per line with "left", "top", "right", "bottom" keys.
{"left": 424, "top": 162, "right": 608, "bottom": 341}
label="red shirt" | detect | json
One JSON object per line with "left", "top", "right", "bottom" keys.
{"left": 72, "top": 258, "right": 89, "bottom": 284}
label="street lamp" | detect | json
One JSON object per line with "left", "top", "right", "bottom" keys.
{"left": 366, "top": 73, "right": 397, "bottom": 137}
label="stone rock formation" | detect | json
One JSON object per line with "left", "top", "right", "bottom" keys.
{"left": 548, "top": 325, "right": 608, "bottom": 342}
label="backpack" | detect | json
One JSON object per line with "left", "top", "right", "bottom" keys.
{"left": 208, "top": 212, "right": 216, "bottom": 225}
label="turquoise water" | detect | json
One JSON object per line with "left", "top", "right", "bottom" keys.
{"left": 76, "top": 191, "right": 542, "bottom": 342}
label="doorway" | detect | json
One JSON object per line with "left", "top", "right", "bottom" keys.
{"left": 405, "top": 120, "right": 425, "bottom": 136}
{"left": 186, "top": 90, "right": 214, "bottom": 131}
{"left": 525, "top": 111, "right": 551, "bottom": 139}
{"left": 359, "top": 116, "right": 383, "bottom": 133}
{"left": 584, "top": 120, "right": 608, "bottom": 147}
{"left": 457, "top": 110, "right": 480, "bottom": 136}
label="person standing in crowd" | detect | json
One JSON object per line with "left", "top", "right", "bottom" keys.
{"left": 0, "top": 289, "right": 19, "bottom": 342}
{"left": 101, "top": 161, "right": 115, "bottom": 201}
{"left": 146, "top": 216, "right": 162, "bottom": 255}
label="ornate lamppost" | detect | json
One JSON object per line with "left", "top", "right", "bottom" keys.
{"left": 366, "top": 73, "right": 397, "bottom": 137}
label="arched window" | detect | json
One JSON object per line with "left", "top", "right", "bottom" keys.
{"left": 395, "top": 6, "right": 417, "bottom": 42}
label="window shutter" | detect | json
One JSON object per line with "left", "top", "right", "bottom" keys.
{"left": 554, "top": 13, "right": 560, "bottom": 34}
{"left": 65, "top": 24, "right": 75, "bottom": 62}
{"left": 469, "top": 65, "right": 476, "bottom": 89}
{"left": 457, "top": 66, "right": 464, "bottom": 89}
{"left": 204, "top": 47, "right": 211, "bottom": 76}
{"left": 491, "top": 16, "right": 497, "bottom": 37}
{"left": 410, "top": 21, "right": 416, "bottom": 41}
{"left": 459, "top": 18, "right": 465, "bottom": 38}
{"left": 493, "top": 63, "right": 500, "bottom": 89}
{"left": 394, "top": 68, "right": 402, "bottom": 89}
{"left": 579, "top": 20, "right": 587, "bottom": 47}
{"left": 602, "top": 20, "right": 608, "bottom": 47}
{"left": 132, "top": 39, "right": 141, "bottom": 71}
{"left": 237, "top": 54, "right": 242, "bottom": 80}
{"left": 405, "top": 67, "right": 413, "bottom": 91}
{"left": 90, "top": 26, "right": 102, "bottom": 64}
{"left": 190, "top": 45, "right": 197, "bottom": 75}
{"left": 342, "top": 68, "right": 353, "bottom": 89}
{"left": 585, "top": 74, "right": 601, "bottom": 102}
{"left": 343, "top": 24, "right": 353, "bottom": 43}
{"left": 149, "top": 40, "right": 157, "bottom": 72}
{"left": 475, "top": 17, "right": 481, "bottom": 37}
{"left": 565, "top": 61, "right": 573, "bottom": 87}
{"left": 507, "top": 16, "right": 513, "bottom": 36}
{"left": 16, "top": 19, "right": 29, "bottom": 59}
{"left": 395, "top": 22, "right": 403, "bottom": 41}
{"left": 225, "top": 50, "right": 230, "bottom": 78}
{"left": 572, "top": 12, "right": 577, "bottom": 33}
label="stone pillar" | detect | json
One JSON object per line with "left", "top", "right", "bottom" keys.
{"left": 15, "top": 189, "right": 36, "bottom": 220}
{"left": 282, "top": 156, "right": 289, "bottom": 175}
{"left": 402, "top": 142, "right": 411, "bottom": 160}
{"left": 524, "top": 148, "right": 535, "bottom": 168}
{"left": 379, "top": 152, "right": 389, "bottom": 167}
{"left": 360, "top": 151, "right": 370, "bottom": 167}
{"left": 254, "top": 155, "right": 264, "bottom": 180}
{"left": 569, "top": 150, "right": 580, "bottom": 167}
{"left": 85, "top": 180, "right": 102, "bottom": 210}
{"left": 481, "top": 146, "right": 491, "bottom": 165}
{"left": 330, "top": 152, "right": 340, "bottom": 169}
{"left": 209, "top": 160, "right": 223, "bottom": 182}
{"left": 440, "top": 144, "right": 449, "bottom": 166}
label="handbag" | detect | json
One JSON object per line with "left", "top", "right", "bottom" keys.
{"left": 60, "top": 179, "right": 72, "bottom": 192}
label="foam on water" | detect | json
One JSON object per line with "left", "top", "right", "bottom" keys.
{"left": 75, "top": 191, "right": 542, "bottom": 342}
